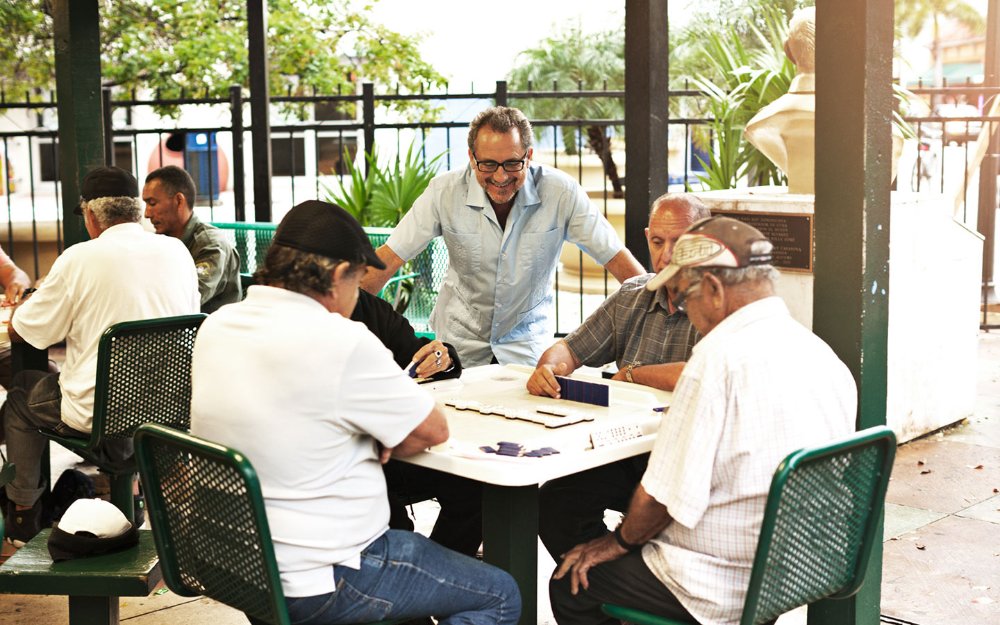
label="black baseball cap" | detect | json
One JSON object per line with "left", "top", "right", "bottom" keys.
{"left": 75, "top": 166, "right": 139, "bottom": 215}
{"left": 273, "top": 200, "right": 386, "bottom": 269}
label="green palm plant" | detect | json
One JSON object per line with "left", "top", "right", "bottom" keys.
{"left": 368, "top": 143, "right": 445, "bottom": 227}
{"left": 323, "top": 143, "right": 443, "bottom": 227}
{"left": 692, "top": 5, "right": 794, "bottom": 189}
{"left": 323, "top": 148, "right": 377, "bottom": 225}
{"left": 508, "top": 23, "right": 627, "bottom": 197}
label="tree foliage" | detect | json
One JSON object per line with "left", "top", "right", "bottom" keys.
{"left": 894, "top": 0, "right": 985, "bottom": 88}
{"left": 507, "top": 22, "right": 627, "bottom": 197}
{"left": 0, "top": 0, "right": 445, "bottom": 119}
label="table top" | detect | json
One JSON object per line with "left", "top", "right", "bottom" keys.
{"left": 401, "top": 365, "right": 671, "bottom": 486}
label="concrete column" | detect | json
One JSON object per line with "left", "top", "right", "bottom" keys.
{"left": 53, "top": 0, "right": 104, "bottom": 247}
{"left": 812, "top": 0, "right": 893, "bottom": 622}
{"left": 624, "top": 0, "right": 669, "bottom": 269}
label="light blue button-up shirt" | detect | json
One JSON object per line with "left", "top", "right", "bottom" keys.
{"left": 387, "top": 163, "right": 624, "bottom": 367}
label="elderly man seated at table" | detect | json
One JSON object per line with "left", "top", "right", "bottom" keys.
{"left": 548, "top": 216, "right": 856, "bottom": 625}
{"left": 2, "top": 166, "right": 199, "bottom": 547}
{"left": 189, "top": 200, "right": 520, "bottom": 624}
{"left": 527, "top": 193, "right": 709, "bottom": 562}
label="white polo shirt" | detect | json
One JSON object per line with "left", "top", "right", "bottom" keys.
{"left": 190, "top": 285, "right": 435, "bottom": 598}
{"left": 12, "top": 222, "right": 200, "bottom": 432}
{"left": 640, "top": 297, "right": 856, "bottom": 625}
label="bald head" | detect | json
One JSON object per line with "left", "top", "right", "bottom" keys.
{"left": 645, "top": 193, "right": 711, "bottom": 275}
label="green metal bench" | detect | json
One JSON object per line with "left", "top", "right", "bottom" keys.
{"left": 212, "top": 222, "right": 448, "bottom": 336}
{"left": 602, "top": 426, "right": 897, "bottom": 625}
{"left": 0, "top": 528, "right": 162, "bottom": 625}
{"left": 42, "top": 314, "right": 207, "bottom": 523}
{"left": 135, "top": 423, "right": 401, "bottom": 625}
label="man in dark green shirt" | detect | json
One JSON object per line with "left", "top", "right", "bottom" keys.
{"left": 143, "top": 166, "right": 240, "bottom": 313}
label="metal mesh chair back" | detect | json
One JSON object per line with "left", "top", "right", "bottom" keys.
{"left": 741, "top": 426, "right": 896, "bottom": 625}
{"left": 211, "top": 222, "right": 276, "bottom": 274}
{"left": 365, "top": 227, "right": 448, "bottom": 334}
{"left": 92, "top": 314, "right": 207, "bottom": 443}
{"left": 135, "top": 423, "right": 290, "bottom": 625}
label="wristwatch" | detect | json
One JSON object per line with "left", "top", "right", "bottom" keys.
{"left": 613, "top": 523, "right": 641, "bottom": 552}
{"left": 624, "top": 362, "right": 641, "bottom": 383}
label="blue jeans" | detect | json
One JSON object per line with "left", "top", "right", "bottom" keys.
{"left": 285, "top": 530, "right": 521, "bottom": 625}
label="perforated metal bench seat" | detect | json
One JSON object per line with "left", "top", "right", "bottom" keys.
{"left": 0, "top": 529, "right": 162, "bottom": 625}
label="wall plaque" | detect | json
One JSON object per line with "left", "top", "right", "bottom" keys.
{"left": 711, "top": 210, "right": 813, "bottom": 272}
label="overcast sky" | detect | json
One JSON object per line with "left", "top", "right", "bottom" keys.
{"left": 368, "top": 0, "right": 644, "bottom": 88}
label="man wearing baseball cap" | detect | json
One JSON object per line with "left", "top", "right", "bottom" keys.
{"left": 549, "top": 216, "right": 857, "bottom": 625}
{"left": 3, "top": 166, "right": 199, "bottom": 546}
{"left": 189, "top": 200, "right": 520, "bottom": 625}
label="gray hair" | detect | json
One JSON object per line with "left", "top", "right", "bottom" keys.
{"left": 83, "top": 196, "right": 142, "bottom": 228}
{"left": 255, "top": 244, "right": 364, "bottom": 296}
{"left": 678, "top": 240, "right": 779, "bottom": 286}
{"left": 468, "top": 106, "right": 533, "bottom": 152}
{"left": 650, "top": 193, "right": 712, "bottom": 222}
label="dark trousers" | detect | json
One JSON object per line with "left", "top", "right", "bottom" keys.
{"left": 383, "top": 460, "right": 484, "bottom": 557}
{"left": 539, "top": 454, "right": 649, "bottom": 561}
{"left": 549, "top": 549, "right": 696, "bottom": 625}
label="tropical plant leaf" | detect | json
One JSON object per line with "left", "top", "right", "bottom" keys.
{"left": 321, "top": 148, "right": 377, "bottom": 225}
{"left": 368, "top": 143, "right": 445, "bottom": 227}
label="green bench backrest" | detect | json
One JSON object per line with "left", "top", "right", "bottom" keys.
{"left": 212, "top": 222, "right": 448, "bottom": 334}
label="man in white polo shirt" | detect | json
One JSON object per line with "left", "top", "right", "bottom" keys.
{"left": 190, "top": 200, "right": 520, "bottom": 625}
{"left": 2, "top": 166, "right": 199, "bottom": 546}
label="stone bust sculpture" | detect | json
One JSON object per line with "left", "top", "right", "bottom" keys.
{"left": 744, "top": 7, "right": 817, "bottom": 194}
{"left": 744, "top": 7, "right": 901, "bottom": 194}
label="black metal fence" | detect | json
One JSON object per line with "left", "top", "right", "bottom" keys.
{"left": 1, "top": 80, "right": 996, "bottom": 330}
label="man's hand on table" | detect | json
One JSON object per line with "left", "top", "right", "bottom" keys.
{"left": 552, "top": 533, "right": 627, "bottom": 595}
{"left": 3, "top": 277, "right": 31, "bottom": 304}
{"left": 526, "top": 362, "right": 567, "bottom": 398}
{"left": 411, "top": 340, "right": 453, "bottom": 378}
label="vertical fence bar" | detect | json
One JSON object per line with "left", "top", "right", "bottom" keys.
{"left": 230, "top": 86, "right": 246, "bottom": 222}
{"left": 495, "top": 80, "right": 508, "bottom": 107}
{"left": 363, "top": 82, "right": 375, "bottom": 158}
{"left": 979, "top": 0, "right": 1000, "bottom": 316}
{"left": 102, "top": 88, "right": 113, "bottom": 166}
{"left": 248, "top": 0, "right": 273, "bottom": 221}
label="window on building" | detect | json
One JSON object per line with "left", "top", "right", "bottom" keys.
{"left": 271, "top": 137, "right": 306, "bottom": 177}
{"left": 316, "top": 136, "right": 359, "bottom": 176}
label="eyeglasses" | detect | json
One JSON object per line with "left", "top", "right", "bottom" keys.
{"left": 472, "top": 151, "right": 528, "bottom": 173}
{"left": 671, "top": 279, "right": 703, "bottom": 312}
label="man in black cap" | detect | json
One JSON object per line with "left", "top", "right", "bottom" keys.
{"left": 2, "top": 166, "right": 200, "bottom": 547}
{"left": 189, "top": 200, "right": 520, "bottom": 625}
{"left": 548, "top": 216, "right": 856, "bottom": 625}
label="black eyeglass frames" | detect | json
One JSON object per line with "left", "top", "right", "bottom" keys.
{"left": 472, "top": 151, "right": 528, "bottom": 173}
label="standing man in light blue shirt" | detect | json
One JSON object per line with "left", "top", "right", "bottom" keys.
{"left": 361, "top": 107, "right": 644, "bottom": 366}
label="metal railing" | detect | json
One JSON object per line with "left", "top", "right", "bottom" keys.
{"left": 1, "top": 81, "right": 996, "bottom": 332}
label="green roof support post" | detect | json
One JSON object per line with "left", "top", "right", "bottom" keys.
{"left": 52, "top": 0, "right": 104, "bottom": 248}
{"left": 811, "top": 1, "right": 893, "bottom": 624}
{"left": 624, "top": 0, "right": 669, "bottom": 270}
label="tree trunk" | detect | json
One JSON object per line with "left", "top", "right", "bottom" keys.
{"left": 586, "top": 125, "right": 624, "bottom": 198}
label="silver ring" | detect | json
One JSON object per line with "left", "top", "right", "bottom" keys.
{"left": 435, "top": 358, "right": 442, "bottom": 366}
